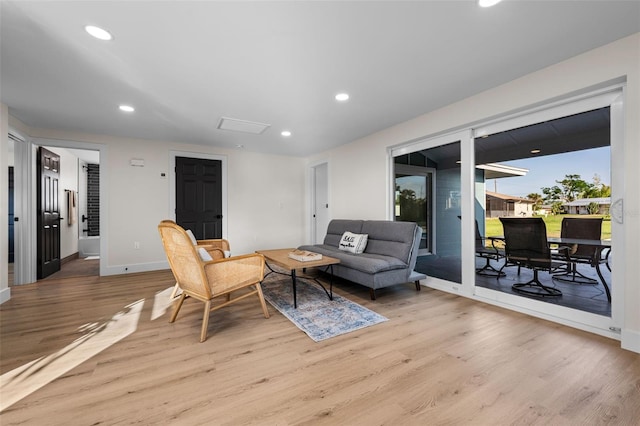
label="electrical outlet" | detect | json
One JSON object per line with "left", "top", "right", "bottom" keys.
{"left": 134, "top": 241, "right": 140, "bottom": 249}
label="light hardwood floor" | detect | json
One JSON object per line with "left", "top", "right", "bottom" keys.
{"left": 1, "top": 269, "right": 638, "bottom": 425}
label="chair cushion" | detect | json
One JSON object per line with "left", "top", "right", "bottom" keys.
{"left": 186, "top": 229, "right": 198, "bottom": 245}
{"left": 198, "top": 247, "right": 213, "bottom": 261}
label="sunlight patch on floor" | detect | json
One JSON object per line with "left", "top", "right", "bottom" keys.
{"left": 0, "top": 299, "right": 145, "bottom": 412}
{"left": 151, "top": 286, "right": 175, "bottom": 320}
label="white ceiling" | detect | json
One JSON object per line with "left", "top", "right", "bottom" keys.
{"left": 2, "top": 1, "right": 639, "bottom": 157}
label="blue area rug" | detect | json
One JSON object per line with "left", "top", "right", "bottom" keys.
{"left": 261, "top": 277, "right": 388, "bottom": 342}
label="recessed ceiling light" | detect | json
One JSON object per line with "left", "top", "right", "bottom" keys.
{"left": 335, "top": 93, "right": 350, "bottom": 102}
{"left": 281, "top": 130, "right": 292, "bottom": 137}
{"left": 478, "top": 0, "right": 502, "bottom": 7}
{"left": 119, "top": 105, "right": 135, "bottom": 112}
{"left": 530, "top": 149, "right": 541, "bottom": 154}
{"left": 85, "top": 25, "right": 113, "bottom": 41}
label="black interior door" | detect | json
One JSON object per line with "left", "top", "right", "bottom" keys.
{"left": 37, "top": 147, "right": 61, "bottom": 279}
{"left": 175, "top": 157, "right": 222, "bottom": 239}
{"left": 8, "top": 166, "right": 14, "bottom": 263}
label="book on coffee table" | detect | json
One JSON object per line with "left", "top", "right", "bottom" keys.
{"left": 288, "top": 249, "right": 322, "bottom": 262}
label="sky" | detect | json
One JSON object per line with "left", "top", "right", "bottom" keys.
{"left": 486, "top": 146, "right": 611, "bottom": 198}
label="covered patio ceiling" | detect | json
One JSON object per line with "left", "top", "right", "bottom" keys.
{"left": 403, "top": 106, "right": 610, "bottom": 170}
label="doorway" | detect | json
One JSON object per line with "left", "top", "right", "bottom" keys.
{"left": 175, "top": 157, "right": 223, "bottom": 239}
{"left": 468, "top": 87, "right": 624, "bottom": 337}
{"left": 311, "top": 162, "right": 329, "bottom": 245}
{"left": 10, "top": 136, "right": 106, "bottom": 285}
{"left": 169, "top": 151, "right": 228, "bottom": 240}
{"left": 38, "top": 146, "right": 101, "bottom": 281}
{"left": 392, "top": 135, "right": 463, "bottom": 285}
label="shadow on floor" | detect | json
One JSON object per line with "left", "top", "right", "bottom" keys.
{"left": 415, "top": 255, "right": 611, "bottom": 317}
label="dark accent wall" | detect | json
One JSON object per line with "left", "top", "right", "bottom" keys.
{"left": 87, "top": 164, "right": 100, "bottom": 236}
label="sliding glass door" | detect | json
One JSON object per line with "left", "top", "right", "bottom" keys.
{"left": 392, "top": 136, "right": 462, "bottom": 284}
{"left": 471, "top": 87, "right": 624, "bottom": 335}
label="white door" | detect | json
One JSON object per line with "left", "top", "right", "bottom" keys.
{"left": 312, "top": 162, "right": 329, "bottom": 244}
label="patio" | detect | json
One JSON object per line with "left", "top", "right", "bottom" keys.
{"left": 415, "top": 255, "right": 611, "bottom": 317}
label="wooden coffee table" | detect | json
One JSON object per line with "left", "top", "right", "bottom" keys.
{"left": 256, "top": 248, "right": 340, "bottom": 309}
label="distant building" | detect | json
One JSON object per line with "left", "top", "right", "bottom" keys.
{"left": 536, "top": 205, "right": 553, "bottom": 216}
{"left": 486, "top": 191, "right": 534, "bottom": 218}
{"left": 563, "top": 197, "right": 610, "bottom": 215}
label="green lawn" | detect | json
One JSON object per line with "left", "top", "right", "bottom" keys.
{"left": 484, "top": 215, "right": 611, "bottom": 240}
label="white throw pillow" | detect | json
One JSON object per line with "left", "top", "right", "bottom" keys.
{"left": 186, "top": 229, "right": 198, "bottom": 245}
{"left": 339, "top": 232, "right": 368, "bottom": 254}
{"left": 198, "top": 247, "right": 213, "bottom": 261}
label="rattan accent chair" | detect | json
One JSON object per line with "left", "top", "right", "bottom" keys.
{"left": 158, "top": 221, "right": 269, "bottom": 342}
{"left": 552, "top": 217, "right": 603, "bottom": 285}
{"left": 160, "top": 220, "right": 232, "bottom": 298}
{"left": 475, "top": 220, "right": 505, "bottom": 276}
{"left": 498, "top": 217, "right": 564, "bottom": 298}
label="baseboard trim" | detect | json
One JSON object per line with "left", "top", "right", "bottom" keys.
{"left": 103, "top": 261, "right": 169, "bottom": 276}
{"left": 61, "top": 252, "right": 79, "bottom": 265}
{"left": 0, "top": 287, "right": 11, "bottom": 305}
{"left": 621, "top": 328, "right": 640, "bottom": 354}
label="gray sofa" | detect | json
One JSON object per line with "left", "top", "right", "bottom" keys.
{"left": 298, "top": 219, "right": 427, "bottom": 299}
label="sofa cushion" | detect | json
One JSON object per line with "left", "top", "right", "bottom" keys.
{"left": 323, "top": 219, "right": 364, "bottom": 247}
{"left": 298, "top": 244, "right": 406, "bottom": 274}
{"left": 338, "top": 232, "right": 368, "bottom": 254}
{"left": 361, "top": 221, "right": 418, "bottom": 262}
{"left": 337, "top": 252, "right": 406, "bottom": 274}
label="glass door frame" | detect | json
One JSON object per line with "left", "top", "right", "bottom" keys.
{"left": 387, "top": 84, "right": 625, "bottom": 341}
{"left": 394, "top": 164, "right": 436, "bottom": 255}
{"left": 388, "top": 130, "right": 472, "bottom": 291}
{"left": 470, "top": 86, "right": 625, "bottom": 337}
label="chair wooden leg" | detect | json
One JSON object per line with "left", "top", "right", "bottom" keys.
{"left": 200, "top": 300, "right": 211, "bottom": 343}
{"left": 255, "top": 283, "right": 270, "bottom": 319}
{"left": 169, "top": 282, "right": 181, "bottom": 299}
{"left": 170, "top": 293, "right": 186, "bottom": 323}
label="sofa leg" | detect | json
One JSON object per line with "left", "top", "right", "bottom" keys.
{"left": 415, "top": 281, "right": 421, "bottom": 291}
{"left": 369, "top": 289, "right": 376, "bottom": 300}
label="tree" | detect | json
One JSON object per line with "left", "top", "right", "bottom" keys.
{"left": 556, "top": 174, "right": 590, "bottom": 202}
{"left": 541, "top": 185, "right": 563, "bottom": 203}
{"left": 539, "top": 174, "right": 611, "bottom": 211}
{"left": 527, "top": 193, "right": 543, "bottom": 211}
{"left": 551, "top": 201, "right": 564, "bottom": 215}
{"left": 396, "top": 187, "right": 426, "bottom": 224}
{"left": 541, "top": 174, "right": 593, "bottom": 203}
{"left": 587, "top": 202, "right": 600, "bottom": 215}
{"left": 584, "top": 174, "right": 611, "bottom": 198}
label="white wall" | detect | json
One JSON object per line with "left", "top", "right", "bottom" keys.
{"left": 306, "top": 33, "right": 640, "bottom": 351}
{"left": 0, "top": 104, "right": 10, "bottom": 304}
{"left": 19, "top": 129, "right": 307, "bottom": 275}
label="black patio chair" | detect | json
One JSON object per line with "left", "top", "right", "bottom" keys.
{"left": 498, "top": 217, "right": 565, "bottom": 298}
{"left": 552, "top": 217, "right": 603, "bottom": 285}
{"left": 475, "top": 220, "right": 505, "bottom": 277}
